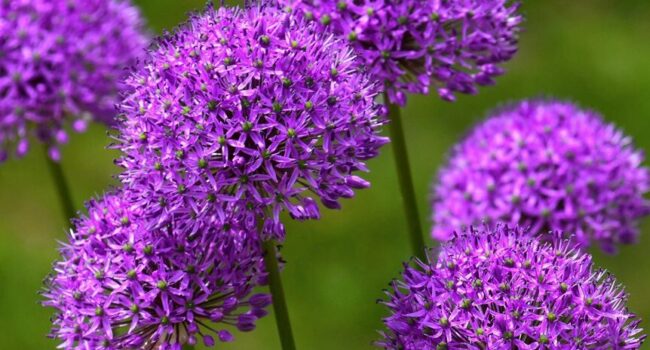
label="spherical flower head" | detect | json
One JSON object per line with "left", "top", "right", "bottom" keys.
{"left": 431, "top": 100, "right": 650, "bottom": 253}
{"left": 43, "top": 190, "right": 270, "bottom": 349}
{"left": 116, "top": 4, "right": 388, "bottom": 240}
{"left": 278, "top": 0, "right": 521, "bottom": 106}
{"left": 0, "top": 0, "right": 148, "bottom": 162}
{"left": 378, "top": 225, "right": 645, "bottom": 349}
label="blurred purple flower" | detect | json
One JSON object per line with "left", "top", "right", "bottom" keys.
{"left": 379, "top": 224, "right": 645, "bottom": 349}
{"left": 432, "top": 100, "right": 650, "bottom": 253}
{"left": 278, "top": 0, "right": 521, "bottom": 105}
{"left": 43, "top": 190, "right": 269, "bottom": 349}
{"left": 116, "top": 4, "right": 388, "bottom": 240}
{"left": 0, "top": 0, "right": 148, "bottom": 162}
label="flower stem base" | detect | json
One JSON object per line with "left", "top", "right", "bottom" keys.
{"left": 44, "top": 148, "right": 75, "bottom": 224}
{"left": 263, "top": 240, "right": 297, "bottom": 350}
{"left": 385, "top": 94, "right": 427, "bottom": 260}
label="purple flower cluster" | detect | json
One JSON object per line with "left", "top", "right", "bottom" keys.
{"left": 432, "top": 100, "right": 650, "bottom": 253}
{"left": 278, "top": 0, "right": 521, "bottom": 105}
{"left": 43, "top": 190, "right": 270, "bottom": 349}
{"left": 116, "top": 4, "right": 388, "bottom": 240}
{"left": 379, "top": 225, "right": 645, "bottom": 349}
{"left": 0, "top": 0, "right": 148, "bottom": 162}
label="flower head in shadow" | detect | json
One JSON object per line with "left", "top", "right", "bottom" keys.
{"left": 0, "top": 0, "right": 148, "bottom": 161}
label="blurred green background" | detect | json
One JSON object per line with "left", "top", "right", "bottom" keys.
{"left": 1, "top": 0, "right": 650, "bottom": 348}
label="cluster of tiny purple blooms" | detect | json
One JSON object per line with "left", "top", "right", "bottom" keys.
{"left": 378, "top": 225, "right": 645, "bottom": 349}
{"left": 44, "top": 190, "right": 270, "bottom": 349}
{"left": 0, "top": 0, "right": 148, "bottom": 161}
{"left": 279, "top": 0, "right": 521, "bottom": 105}
{"left": 0, "top": 0, "right": 641, "bottom": 349}
{"left": 432, "top": 100, "right": 650, "bottom": 253}
{"left": 115, "top": 4, "right": 388, "bottom": 241}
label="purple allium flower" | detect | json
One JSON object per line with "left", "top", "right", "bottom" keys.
{"left": 0, "top": 0, "right": 148, "bottom": 162}
{"left": 431, "top": 100, "right": 650, "bottom": 253}
{"left": 116, "top": 4, "right": 388, "bottom": 240}
{"left": 278, "top": 0, "right": 521, "bottom": 105}
{"left": 43, "top": 190, "right": 269, "bottom": 349}
{"left": 378, "top": 225, "right": 645, "bottom": 349}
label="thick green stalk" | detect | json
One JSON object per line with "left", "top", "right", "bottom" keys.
{"left": 44, "top": 150, "right": 75, "bottom": 224}
{"left": 263, "top": 240, "right": 297, "bottom": 350}
{"left": 385, "top": 92, "right": 427, "bottom": 261}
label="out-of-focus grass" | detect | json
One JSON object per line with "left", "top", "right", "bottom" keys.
{"left": 0, "top": 0, "right": 649, "bottom": 348}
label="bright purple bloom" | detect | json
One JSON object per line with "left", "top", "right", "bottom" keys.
{"left": 116, "top": 4, "right": 388, "bottom": 240}
{"left": 43, "top": 190, "right": 269, "bottom": 349}
{"left": 278, "top": 0, "right": 521, "bottom": 105}
{"left": 379, "top": 225, "right": 645, "bottom": 349}
{"left": 0, "top": 0, "right": 148, "bottom": 162}
{"left": 432, "top": 100, "right": 650, "bottom": 253}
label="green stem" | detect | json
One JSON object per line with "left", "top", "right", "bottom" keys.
{"left": 44, "top": 150, "right": 75, "bottom": 224}
{"left": 385, "top": 92, "right": 427, "bottom": 261}
{"left": 263, "top": 240, "right": 297, "bottom": 350}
